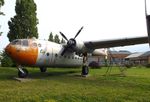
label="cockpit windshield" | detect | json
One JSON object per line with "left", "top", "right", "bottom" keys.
{"left": 11, "top": 40, "right": 21, "bottom": 45}
{"left": 22, "top": 40, "right": 28, "bottom": 46}
{"left": 11, "top": 39, "right": 29, "bottom": 46}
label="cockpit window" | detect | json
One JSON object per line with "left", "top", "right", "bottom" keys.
{"left": 11, "top": 40, "right": 21, "bottom": 45}
{"left": 22, "top": 40, "right": 28, "bottom": 46}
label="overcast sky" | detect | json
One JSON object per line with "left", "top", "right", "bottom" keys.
{"left": 0, "top": 0, "right": 150, "bottom": 52}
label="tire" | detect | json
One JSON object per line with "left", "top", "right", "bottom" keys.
{"left": 18, "top": 68, "right": 28, "bottom": 78}
{"left": 40, "top": 67, "right": 47, "bottom": 72}
{"left": 82, "top": 65, "right": 89, "bottom": 75}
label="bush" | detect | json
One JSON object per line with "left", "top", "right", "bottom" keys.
{"left": 145, "top": 64, "right": 150, "bottom": 68}
{"left": 89, "top": 61, "right": 101, "bottom": 68}
{"left": 1, "top": 51, "right": 16, "bottom": 67}
{"left": 124, "top": 63, "right": 133, "bottom": 68}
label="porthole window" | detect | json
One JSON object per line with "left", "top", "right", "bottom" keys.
{"left": 55, "top": 54, "right": 58, "bottom": 57}
{"left": 38, "top": 43, "right": 41, "bottom": 47}
{"left": 46, "top": 53, "right": 49, "bottom": 56}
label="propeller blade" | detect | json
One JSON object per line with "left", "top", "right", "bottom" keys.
{"left": 61, "top": 47, "right": 68, "bottom": 56}
{"left": 145, "top": 0, "right": 150, "bottom": 45}
{"left": 74, "top": 26, "right": 83, "bottom": 39}
{"left": 59, "top": 32, "right": 68, "bottom": 41}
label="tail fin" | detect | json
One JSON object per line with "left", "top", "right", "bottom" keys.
{"left": 145, "top": 0, "right": 150, "bottom": 45}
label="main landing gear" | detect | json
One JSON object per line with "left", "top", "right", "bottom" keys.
{"left": 81, "top": 53, "right": 89, "bottom": 77}
{"left": 17, "top": 65, "right": 28, "bottom": 78}
{"left": 17, "top": 65, "right": 47, "bottom": 78}
{"left": 40, "top": 67, "right": 47, "bottom": 72}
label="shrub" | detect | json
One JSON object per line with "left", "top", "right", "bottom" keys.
{"left": 145, "top": 64, "right": 150, "bottom": 68}
{"left": 89, "top": 61, "right": 101, "bottom": 68}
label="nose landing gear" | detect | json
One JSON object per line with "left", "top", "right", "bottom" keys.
{"left": 81, "top": 53, "right": 89, "bottom": 77}
{"left": 40, "top": 67, "right": 47, "bottom": 72}
{"left": 17, "top": 66, "right": 28, "bottom": 78}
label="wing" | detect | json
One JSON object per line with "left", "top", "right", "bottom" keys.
{"left": 84, "top": 36, "right": 148, "bottom": 50}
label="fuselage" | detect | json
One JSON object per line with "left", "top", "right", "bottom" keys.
{"left": 5, "top": 39, "right": 83, "bottom": 67}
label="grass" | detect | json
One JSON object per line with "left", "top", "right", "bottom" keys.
{"left": 0, "top": 67, "right": 150, "bottom": 102}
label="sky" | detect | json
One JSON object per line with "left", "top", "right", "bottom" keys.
{"left": 0, "top": 0, "right": 150, "bottom": 52}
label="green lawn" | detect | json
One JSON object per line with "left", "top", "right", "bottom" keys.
{"left": 0, "top": 67, "right": 150, "bottom": 102}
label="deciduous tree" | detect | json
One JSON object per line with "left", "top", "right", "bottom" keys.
{"left": 1, "top": 51, "right": 15, "bottom": 67}
{"left": 0, "top": 0, "right": 4, "bottom": 36}
{"left": 7, "top": 0, "right": 38, "bottom": 42}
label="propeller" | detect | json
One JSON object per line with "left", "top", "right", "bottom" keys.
{"left": 60, "top": 26, "right": 84, "bottom": 56}
{"left": 145, "top": 0, "right": 150, "bottom": 45}
{"left": 74, "top": 26, "right": 83, "bottom": 39}
{"left": 59, "top": 32, "right": 68, "bottom": 41}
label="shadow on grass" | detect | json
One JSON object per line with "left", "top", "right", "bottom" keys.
{"left": 103, "top": 73, "right": 126, "bottom": 77}
{"left": 0, "top": 67, "right": 81, "bottom": 80}
{"left": 28, "top": 70, "right": 81, "bottom": 79}
{"left": 0, "top": 74, "right": 17, "bottom": 81}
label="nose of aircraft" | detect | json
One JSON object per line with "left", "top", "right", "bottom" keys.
{"left": 5, "top": 40, "right": 38, "bottom": 66}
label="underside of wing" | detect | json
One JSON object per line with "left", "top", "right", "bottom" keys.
{"left": 84, "top": 36, "right": 148, "bottom": 50}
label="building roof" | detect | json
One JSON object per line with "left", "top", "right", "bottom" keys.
{"left": 125, "top": 51, "right": 150, "bottom": 59}
{"left": 108, "top": 50, "right": 131, "bottom": 55}
{"left": 141, "top": 51, "right": 150, "bottom": 57}
{"left": 125, "top": 52, "right": 144, "bottom": 59}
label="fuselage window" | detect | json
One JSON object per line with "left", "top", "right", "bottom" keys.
{"left": 22, "top": 40, "right": 28, "bottom": 46}
{"left": 55, "top": 54, "right": 58, "bottom": 57}
{"left": 47, "top": 53, "right": 49, "bottom": 56}
{"left": 38, "top": 43, "right": 41, "bottom": 47}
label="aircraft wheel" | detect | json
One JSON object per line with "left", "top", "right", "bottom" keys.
{"left": 18, "top": 68, "right": 28, "bottom": 78}
{"left": 40, "top": 67, "right": 47, "bottom": 72}
{"left": 82, "top": 65, "right": 89, "bottom": 76}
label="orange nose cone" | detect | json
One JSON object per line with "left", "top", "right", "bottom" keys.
{"left": 5, "top": 43, "right": 38, "bottom": 66}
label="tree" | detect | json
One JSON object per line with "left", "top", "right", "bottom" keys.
{"left": 61, "top": 38, "right": 66, "bottom": 44}
{"left": 0, "top": 0, "right": 4, "bottom": 7}
{"left": 0, "top": 0, "right": 4, "bottom": 36}
{"left": 54, "top": 34, "right": 60, "bottom": 44}
{"left": 0, "top": 0, "right": 4, "bottom": 15}
{"left": 1, "top": 51, "right": 15, "bottom": 67}
{"left": 48, "top": 32, "right": 53, "bottom": 42}
{"left": 7, "top": 0, "right": 38, "bottom": 42}
{"left": 0, "top": 26, "right": 2, "bottom": 36}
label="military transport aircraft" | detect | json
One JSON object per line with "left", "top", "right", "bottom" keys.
{"left": 5, "top": 2, "right": 150, "bottom": 78}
